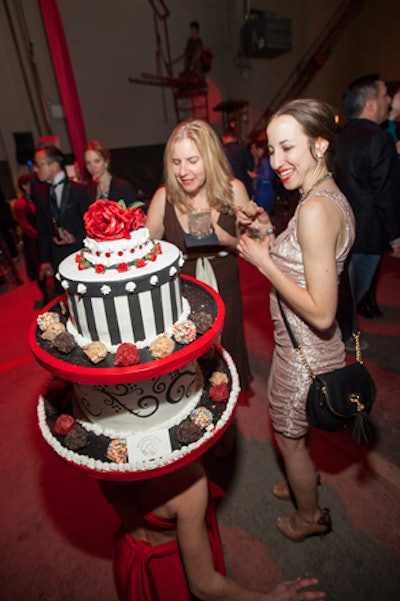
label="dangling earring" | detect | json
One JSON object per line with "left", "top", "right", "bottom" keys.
{"left": 316, "top": 151, "right": 323, "bottom": 160}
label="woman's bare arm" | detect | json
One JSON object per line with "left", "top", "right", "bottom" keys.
{"left": 237, "top": 195, "right": 342, "bottom": 330}
{"left": 173, "top": 464, "right": 325, "bottom": 601}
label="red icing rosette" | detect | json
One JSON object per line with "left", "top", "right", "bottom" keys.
{"left": 209, "top": 382, "right": 229, "bottom": 403}
{"left": 54, "top": 413, "right": 75, "bottom": 435}
{"left": 114, "top": 343, "right": 139, "bottom": 366}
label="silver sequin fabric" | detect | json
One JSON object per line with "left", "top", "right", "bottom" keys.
{"left": 268, "top": 190, "right": 355, "bottom": 437}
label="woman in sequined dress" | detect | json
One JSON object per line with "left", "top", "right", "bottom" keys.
{"left": 237, "top": 99, "right": 355, "bottom": 542}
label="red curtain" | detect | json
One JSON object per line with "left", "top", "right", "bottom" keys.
{"left": 39, "top": 0, "right": 87, "bottom": 178}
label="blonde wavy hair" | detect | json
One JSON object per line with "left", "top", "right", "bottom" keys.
{"left": 164, "top": 119, "right": 235, "bottom": 215}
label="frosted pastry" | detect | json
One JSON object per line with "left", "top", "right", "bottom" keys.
{"left": 52, "top": 332, "right": 75, "bottom": 354}
{"left": 114, "top": 342, "right": 139, "bottom": 366}
{"left": 209, "top": 371, "right": 229, "bottom": 386}
{"left": 172, "top": 320, "right": 197, "bottom": 344}
{"left": 37, "top": 311, "right": 60, "bottom": 332}
{"left": 242, "top": 200, "right": 259, "bottom": 217}
{"left": 150, "top": 333, "right": 175, "bottom": 358}
{"left": 83, "top": 341, "right": 108, "bottom": 364}
{"left": 41, "top": 321, "right": 66, "bottom": 341}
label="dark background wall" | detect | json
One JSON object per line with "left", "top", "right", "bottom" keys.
{"left": 1, "top": 0, "right": 400, "bottom": 198}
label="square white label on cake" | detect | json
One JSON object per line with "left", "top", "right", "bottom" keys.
{"left": 126, "top": 429, "right": 172, "bottom": 461}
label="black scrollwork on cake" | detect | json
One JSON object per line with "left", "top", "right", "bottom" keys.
{"left": 152, "top": 376, "right": 167, "bottom": 395}
{"left": 166, "top": 366, "right": 199, "bottom": 405}
{"left": 135, "top": 395, "right": 159, "bottom": 418}
{"left": 92, "top": 384, "right": 159, "bottom": 417}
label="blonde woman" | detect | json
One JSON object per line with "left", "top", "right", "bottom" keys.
{"left": 146, "top": 119, "right": 252, "bottom": 390}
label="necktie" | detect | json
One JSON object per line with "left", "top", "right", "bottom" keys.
{"left": 49, "top": 178, "right": 66, "bottom": 239}
{"left": 49, "top": 178, "right": 66, "bottom": 212}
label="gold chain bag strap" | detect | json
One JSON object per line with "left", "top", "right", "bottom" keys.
{"left": 277, "top": 294, "right": 376, "bottom": 443}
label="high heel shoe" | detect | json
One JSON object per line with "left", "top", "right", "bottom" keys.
{"left": 276, "top": 508, "right": 332, "bottom": 542}
{"left": 272, "top": 473, "right": 321, "bottom": 501}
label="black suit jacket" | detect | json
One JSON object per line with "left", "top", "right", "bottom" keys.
{"left": 34, "top": 178, "right": 89, "bottom": 268}
{"left": 335, "top": 118, "right": 400, "bottom": 253}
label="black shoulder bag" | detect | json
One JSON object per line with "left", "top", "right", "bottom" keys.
{"left": 277, "top": 295, "right": 376, "bottom": 443}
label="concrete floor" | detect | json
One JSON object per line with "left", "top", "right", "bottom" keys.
{"left": 0, "top": 251, "right": 399, "bottom": 601}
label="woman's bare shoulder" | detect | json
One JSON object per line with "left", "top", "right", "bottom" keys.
{"left": 231, "top": 177, "right": 251, "bottom": 207}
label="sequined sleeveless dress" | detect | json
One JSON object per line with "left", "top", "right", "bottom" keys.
{"left": 268, "top": 190, "right": 355, "bottom": 438}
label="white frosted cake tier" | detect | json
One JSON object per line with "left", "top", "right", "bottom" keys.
{"left": 80, "top": 227, "right": 153, "bottom": 269}
{"left": 73, "top": 360, "right": 203, "bottom": 437}
{"left": 37, "top": 345, "right": 240, "bottom": 478}
{"left": 58, "top": 241, "right": 187, "bottom": 352}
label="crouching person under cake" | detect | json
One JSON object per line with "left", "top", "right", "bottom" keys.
{"left": 99, "top": 461, "right": 326, "bottom": 601}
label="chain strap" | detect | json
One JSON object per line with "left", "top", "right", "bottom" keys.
{"left": 277, "top": 294, "right": 365, "bottom": 375}
{"left": 352, "top": 331, "right": 364, "bottom": 364}
{"left": 296, "top": 346, "right": 315, "bottom": 379}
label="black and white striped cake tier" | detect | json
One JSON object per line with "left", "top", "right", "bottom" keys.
{"left": 57, "top": 241, "right": 188, "bottom": 352}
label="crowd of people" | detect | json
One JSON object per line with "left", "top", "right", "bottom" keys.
{"left": 2, "top": 72, "right": 400, "bottom": 600}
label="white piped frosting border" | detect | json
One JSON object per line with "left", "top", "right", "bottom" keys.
{"left": 37, "top": 346, "right": 240, "bottom": 476}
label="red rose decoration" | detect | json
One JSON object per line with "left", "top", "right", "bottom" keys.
{"left": 84, "top": 200, "right": 135, "bottom": 240}
{"left": 117, "top": 262, "right": 129, "bottom": 272}
{"left": 136, "top": 258, "right": 146, "bottom": 268}
{"left": 148, "top": 253, "right": 157, "bottom": 262}
{"left": 126, "top": 205, "right": 146, "bottom": 230}
{"left": 209, "top": 383, "right": 229, "bottom": 403}
{"left": 95, "top": 264, "right": 105, "bottom": 274}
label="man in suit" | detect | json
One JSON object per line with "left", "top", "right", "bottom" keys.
{"left": 33, "top": 145, "right": 89, "bottom": 283}
{"left": 335, "top": 74, "right": 400, "bottom": 338}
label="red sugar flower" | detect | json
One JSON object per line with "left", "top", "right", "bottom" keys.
{"left": 84, "top": 199, "right": 133, "bottom": 240}
{"left": 117, "top": 262, "right": 129, "bottom": 272}
{"left": 136, "top": 258, "right": 146, "bottom": 268}
{"left": 95, "top": 264, "right": 105, "bottom": 274}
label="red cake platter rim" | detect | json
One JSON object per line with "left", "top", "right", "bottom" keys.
{"left": 37, "top": 343, "right": 239, "bottom": 481}
{"left": 29, "top": 275, "right": 225, "bottom": 384}
{"left": 39, "top": 398, "right": 234, "bottom": 482}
